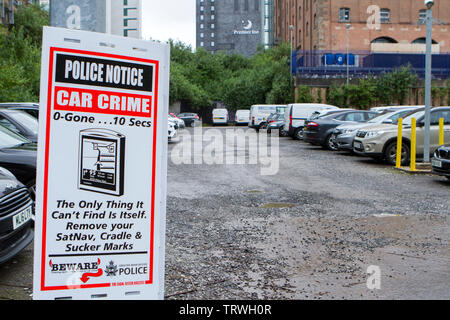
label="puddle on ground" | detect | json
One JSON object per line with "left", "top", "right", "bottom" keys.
{"left": 245, "top": 190, "right": 262, "bottom": 194}
{"left": 259, "top": 202, "right": 296, "bottom": 209}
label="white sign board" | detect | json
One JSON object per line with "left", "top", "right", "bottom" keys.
{"left": 33, "top": 27, "right": 169, "bottom": 300}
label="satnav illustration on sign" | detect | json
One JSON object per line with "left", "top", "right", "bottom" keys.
{"left": 79, "top": 128, "right": 125, "bottom": 196}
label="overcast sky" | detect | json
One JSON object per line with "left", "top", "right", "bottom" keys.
{"left": 141, "top": 0, "right": 196, "bottom": 49}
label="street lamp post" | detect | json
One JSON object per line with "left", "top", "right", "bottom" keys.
{"left": 289, "top": 25, "right": 294, "bottom": 85}
{"left": 423, "top": 0, "right": 434, "bottom": 163}
{"left": 346, "top": 24, "right": 351, "bottom": 85}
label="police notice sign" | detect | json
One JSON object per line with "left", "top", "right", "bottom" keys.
{"left": 33, "top": 27, "right": 169, "bottom": 300}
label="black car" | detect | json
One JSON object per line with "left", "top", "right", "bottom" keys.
{"left": 0, "top": 107, "right": 39, "bottom": 142}
{"left": 0, "top": 125, "right": 37, "bottom": 203}
{"left": 432, "top": 145, "right": 450, "bottom": 180}
{"left": 178, "top": 113, "right": 200, "bottom": 127}
{"left": 0, "top": 167, "right": 34, "bottom": 264}
{"left": 303, "top": 110, "right": 379, "bottom": 150}
{"left": 0, "top": 103, "right": 39, "bottom": 119}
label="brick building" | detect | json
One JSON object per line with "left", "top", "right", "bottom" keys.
{"left": 274, "top": 0, "right": 450, "bottom": 53}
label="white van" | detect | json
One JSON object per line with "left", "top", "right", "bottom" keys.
{"left": 212, "top": 108, "right": 228, "bottom": 125}
{"left": 284, "top": 103, "right": 339, "bottom": 139}
{"left": 249, "top": 105, "right": 286, "bottom": 131}
{"left": 234, "top": 109, "right": 250, "bottom": 125}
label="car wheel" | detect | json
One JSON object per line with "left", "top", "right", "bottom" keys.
{"left": 384, "top": 141, "right": 410, "bottom": 166}
{"left": 294, "top": 127, "right": 303, "bottom": 140}
{"left": 324, "top": 134, "right": 338, "bottom": 151}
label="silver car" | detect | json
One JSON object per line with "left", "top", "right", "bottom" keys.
{"left": 332, "top": 107, "right": 421, "bottom": 152}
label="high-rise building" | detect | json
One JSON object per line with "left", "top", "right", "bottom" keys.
{"left": 196, "top": 0, "right": 264, "bottom": 56}
{"left": 49, "top": 0, "right": 142, "bottom": 39}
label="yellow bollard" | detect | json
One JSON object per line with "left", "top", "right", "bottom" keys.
{"left": 439, "top": 118, "right": 444, "bottom": 146}
{"left": 396, "top": 118, "right": 403, "bottom": 168}
{"left": 410, "top": 118, "right": 416, "bottom": 172}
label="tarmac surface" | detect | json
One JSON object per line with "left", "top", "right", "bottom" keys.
{"left": 0, "top": 126, "right": 449, "bottom": 300}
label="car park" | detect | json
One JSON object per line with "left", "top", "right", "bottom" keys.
{"left": 284, "top": 103, "right": 339, "bottom": 140}
{"left": 303, "top": 110, "right": 379, "bottom": 150}
{"left": 333, "top": 107, "right": 421, "bottom": 152}
{"left": 249, "top": 104, "right": 286, "bottom": 131}
{"left": 178, "top": 113, "right": 200, "bottom": 127}
{"left": 432, "top": 144, "right": 450, "bottom": 180}
{"left": 234, "top": 109, "right": 250, "bottom": 125}
{"left": 0, "top": 166, "right": 34, "bottom": 264}
{"left": 0, "top": 103, "right": 39, "bottom": 119}
{"left": 0, "top": 108, "right": 39, "bottom": 143}
{"left": 353, "top": 107, "right": 450, "bottom": 165}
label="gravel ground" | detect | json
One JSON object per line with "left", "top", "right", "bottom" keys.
{"left": 0, "top": 126, "right": 448, "bottom": 300}
{"left": 164, "top": 127, "right": 449, "bottom": 300}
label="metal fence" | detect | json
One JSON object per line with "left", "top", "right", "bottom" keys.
{"left": 292, "top": 50, "right": 450, "bottom": 79}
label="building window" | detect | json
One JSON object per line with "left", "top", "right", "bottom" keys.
{"left": 211, "top": 6, "right": 215, "bottom": 11}
{"left": 200, "top": 6, "right": 204, "bottom": 12}
{"left": 200, "top": 33, "right": 204, "bottom": 38}
{"left": 211, "top": 15, "right": 215, "bottom": 20}
{"left": 418, "top": 9, "right": 426, "bottom": 24}
{"left": 200, "top": 15, "right": 204, "bottom": 20}
{"left": 339, "top": 8, "right": 350, "bottom": 22}
{"left": 200, "top": 23, "right": 204, "bottom": 29}
{"left": 211, "top": 41, "right": 215, "bottom": 47}
{"left": 211, "top": 32, "right": 215, "bottom": 38}
{"left": 200, "top": 42, "right": 204, "bottom": 47}
{"left": 380, "top": 8, "right": 390, "bottom": 23}
{"left": 211, "top": 23, "right": 215, "bottom": 29}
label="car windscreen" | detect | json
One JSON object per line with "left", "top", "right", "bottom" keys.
{"left": 5, "top": 110, "right": 39, "bottom": 134}
{"left": 402, "top": 111, "right": 425, "bottom": 125}
{"left": 0, "top": 124, "right": 30, "bottom": 148}
{"left": 367, "top": 111, "right": 395, "bottom": 123}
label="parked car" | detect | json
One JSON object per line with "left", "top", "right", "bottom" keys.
{"left": 283, "top": 103, "right": 339, "bottom": 140}
{"left": 370, "top": 105, "right": 424, "bottom": 112}
{"left": 333, "top": 107, "right": 421, "bottom": 152}
{"left": 432, "top": 144, "right": 450, "bottom": 180}
{"left": 0, "top": 166, "right": 34, "bottom": 264}
{"left": 212, "top": 108, "right": 228, "bottom": 126}
{"left": 234, "top": 109, "right": 250, "bottom": 125}
{"left": 0, "top": 102, "right": 39, "bottom": 119}
{"left": 168, "top": 121, "right": 178, "bottom": 141}
{"left": 353, "top": 107, "right": 450, "bottom": 165}
{"left": 0, "top": 125, "right": 37, "bottom": 206}
{"left": 303, "top": 110, "right": 379, "bottom": 150}
{"left": 249, "top": 104, "right": 286, "bottom": 131}
{"left": 178, "top": 113, "right": 200, "bottom": 127}
{"left": 308, "top": 108, "right": 353, "bottom": 122}
{"left": 261, "top": 113, "right": 287, "bottom": 136}
{"left": 0, "top": 108, "right": 39, "bottom": 143}
{"left": 169, "top": 114, "right": 185, "bottom": 129}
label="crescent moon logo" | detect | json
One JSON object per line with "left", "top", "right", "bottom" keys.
{"left": 243, "top": 20, "right": 252, "bottom": 30}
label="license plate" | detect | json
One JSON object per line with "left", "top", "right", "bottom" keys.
{"left": 432, "top": 159, "right": 442, "bottom": 168}
{"left": 354, "top": 141, "right": 362, "bottom": 149}
{"left": 13, "top": 206, "right": 32, "bottom": 230}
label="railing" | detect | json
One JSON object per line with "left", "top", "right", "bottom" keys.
{"left": 293, "top": 50, "right": 450, "bottom": 79}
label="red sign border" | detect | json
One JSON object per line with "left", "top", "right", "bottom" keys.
{"left": 40, "top": 47, "right": 160, "bottom": 291}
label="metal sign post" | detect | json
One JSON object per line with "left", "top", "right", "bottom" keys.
{"left": 423, "top": 2, "right": 434, "bottom": 163}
